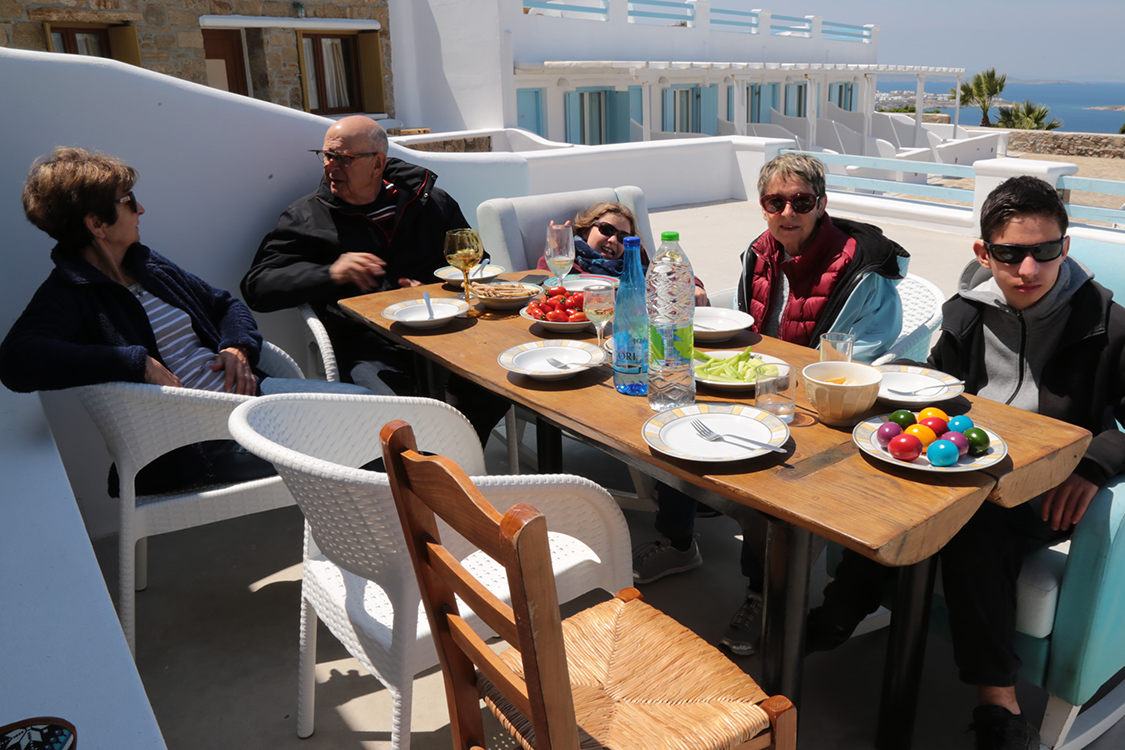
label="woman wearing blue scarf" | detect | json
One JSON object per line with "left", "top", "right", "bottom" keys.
{"left": 535, "top": 202, "right": 709, "bottom": 304}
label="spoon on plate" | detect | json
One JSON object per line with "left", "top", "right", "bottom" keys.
{"left": 887, "top": 380, "right": 964, "bottom": 396}
{"left": 422, "top": 291, "right": 435, "bottom": 319}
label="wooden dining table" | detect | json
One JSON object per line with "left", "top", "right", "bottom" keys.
{"left": 341, "top": 272, "right": 1090, "bottom": 750}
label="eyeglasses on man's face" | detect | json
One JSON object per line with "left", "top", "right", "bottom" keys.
{"left": 759, "top": 193, "right": 821, "bottom": 215}
{"left": 116, "top": 191, "right": 138, "bottom": 213}
{"left": 310, "top": 149, "right": 379, "bottom": 168}
{"left": 592, "top": 221, "right": 631, "bottom": 241}
{"left": 983, "top": 238, "right": 1066, "bottom": 265}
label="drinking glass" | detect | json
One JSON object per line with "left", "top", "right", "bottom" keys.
{"left": 545, "top": 222, "right": 576, "bottom": 285}
{"left": 583, "top": 283, "right": 616, "bottom": 351}
{"left": 755, "top": 363, "right": 796, "bottom": 422}
{"left": 820, "top": 332, "right": 855, "bottom": 362}
{"left": 444, "top": 228, "right": 484, "bottom": 318}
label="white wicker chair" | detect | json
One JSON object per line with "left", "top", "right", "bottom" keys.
{"left": 297, "top": 302, "right": 340, "bottom": 382}
{"left": 228, "top": 393, "right": 632, "bottom": 749}
{"left": 71, "top": 342, "right": 303, "bottom": 654}
{"left": 872, "top": 272, "right": 945, "bottom": 365}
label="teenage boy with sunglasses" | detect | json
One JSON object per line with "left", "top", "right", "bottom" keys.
{"left": 809, "top": 175, "right": 1125, "bottom": 750}
{"left": 633, "top": 151, "right": 909, "bottom": 657}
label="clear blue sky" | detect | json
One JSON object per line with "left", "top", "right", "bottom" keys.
{"left": 711, "top": 1, "right": 1123, "bottom": 83}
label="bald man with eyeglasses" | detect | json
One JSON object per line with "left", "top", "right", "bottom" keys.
{"left": 242, "top": 117, "right": 507, "bottom": 444}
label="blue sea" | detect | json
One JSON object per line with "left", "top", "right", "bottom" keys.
{"left": 875, "top": 80, "right": 1125, "bottom": 135}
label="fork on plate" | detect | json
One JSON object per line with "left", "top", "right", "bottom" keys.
{"left": 689, "top": 418, "right": 787, "bottom": 454}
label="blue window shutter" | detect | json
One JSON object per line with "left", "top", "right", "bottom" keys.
{"left": 516, "top": 88, "right": 543, "bottom": 136}
{"left": 565, "top": 91, "right": 582, "bottom": 144}
{"left": 662, "top": 88, "right": 674, "bottom": 132}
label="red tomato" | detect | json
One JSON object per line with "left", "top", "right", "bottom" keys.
{"left": 526, "top": 304, "right": 545, "bottom": 320}
{"left": 570, "top": 291, "right": 584, "bottom": 308}
{"left": 546, "top": 310, "right": 569, "bottom": 322}
{"left": 568, "top": 311, "right": 588, "bottom": 322}
{"left": 561, "top": 295, "right": 577, "bottom": 311}
{"left": 540, "top": 298, "right": 557, "bottom": 312}
{"left": 548, "top": 286, "right": 567, "bottom": 297}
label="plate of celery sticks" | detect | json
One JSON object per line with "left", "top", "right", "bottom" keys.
{"left": 694, "top": 347, "right": 788, "bottom": 392}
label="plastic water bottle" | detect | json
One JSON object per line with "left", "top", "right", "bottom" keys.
{"left": 646, "top": 231, "right": 695, "bottom": 411}
{"left": 612, "top": 236, "right": 648, "bottom": 395}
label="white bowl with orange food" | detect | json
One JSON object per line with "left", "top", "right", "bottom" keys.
{"left": 801, "top": 361, "right": 883, "bottom": 427}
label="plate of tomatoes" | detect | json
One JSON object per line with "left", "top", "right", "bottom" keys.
{"left": 521, "top": 286, "right": 593, "bottom": 332}
{"left": 852, "top": 407, "right": 1008, "bottom": 473}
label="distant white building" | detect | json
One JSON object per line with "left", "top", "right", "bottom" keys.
{"left": 386, "top": 0, "right": 964, "bottom": 153}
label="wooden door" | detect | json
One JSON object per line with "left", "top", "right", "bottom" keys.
{"left": 202, "top": 29, "right": 248, "bottom": 96}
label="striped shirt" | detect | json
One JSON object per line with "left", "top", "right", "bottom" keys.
{"left": 131, "top": 283, "right": 227, "bottom": 392}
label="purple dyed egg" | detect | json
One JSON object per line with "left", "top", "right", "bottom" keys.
{"left": 877, "top": 421, "right": 903, "bottom": 447}
{"left": 942, "top": 431, "right": 970, "bottom": 456}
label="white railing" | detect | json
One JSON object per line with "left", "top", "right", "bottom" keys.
{"left": 522, "top": 1, "right": 873, "bottom": 42}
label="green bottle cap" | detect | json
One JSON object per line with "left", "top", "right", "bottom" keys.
{"left": 661, "top": 231, "right": 679, "bottom": 241}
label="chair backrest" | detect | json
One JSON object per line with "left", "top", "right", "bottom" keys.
{"left": 888, "top": 272, "right": 945, "bottom": 363}
{"left": 229, "top": 394, "right": 485, "bottom": 591}
{"left": 382, "top": 419, "right": 581, "bottom": 750}
{"left": 476, "top": 185, "right": 655, "bottom": 272}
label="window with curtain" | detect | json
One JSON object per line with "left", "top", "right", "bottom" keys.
{"left": 301, "top": 33, "right": 361, "bottom": 115}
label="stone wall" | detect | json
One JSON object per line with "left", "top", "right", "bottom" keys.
{"left": 2, "top": 1, "right": 392, "bottom": 113}
{"left": 404, "top": 136, "right": 493, "bottom": 153}
{"left": 1003, "top": 129, "right": 1125, "bottom": 160}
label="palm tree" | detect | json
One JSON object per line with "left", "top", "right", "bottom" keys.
{"left": 949, "top": 68, "right": 1008, "bottom": 126}
{"left": 996, "top": 100, "right": 1062, "bottom": 130}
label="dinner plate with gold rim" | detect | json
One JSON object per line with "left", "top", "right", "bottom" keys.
{"left": 642, "top": 404, "right": 789, "bottom": 462}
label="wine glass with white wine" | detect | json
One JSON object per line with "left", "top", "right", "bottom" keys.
{"left": 444, "top": 228, "right": 484, "bottom": 318}
{"left": 544, "top": 222, "right": 576, "bottom": 286}
{"left": 583, "top": 283, "right": 615, "bottom": 352}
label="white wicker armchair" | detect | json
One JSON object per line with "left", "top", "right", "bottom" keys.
{"left": 72, "top": 341, "right": 302, "bottom": 654}
{"left": 872, "top": 272, "right": 945, "bottom": 365}
{"left": 228, "top": 393, "right": 632, "bottom": 749}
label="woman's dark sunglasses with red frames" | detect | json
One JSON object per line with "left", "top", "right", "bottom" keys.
{"left": 592, "top": 221, "right": 631, "bottom": 240}
{"left": 760, "top": 193, "right": 820, "bottom": 215}
{"left": 983, "top": 238, "right": 1066, "bottom": 265}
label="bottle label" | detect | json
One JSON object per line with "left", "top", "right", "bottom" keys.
{"left": 649, "top": 325, "right": 694, "bottom": 365}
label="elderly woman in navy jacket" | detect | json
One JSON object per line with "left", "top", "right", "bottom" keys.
{"left": 0, "top": 147, "right": 271, "bottom": 491}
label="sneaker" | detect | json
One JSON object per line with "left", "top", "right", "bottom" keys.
{"left": 720, "top": 590, "right": 764, "bottom": 656}
{"left": 805, "top": 606, "right": 859, "bottom": 653}
{"left": 970, "top": 705, "right": 1041, "bottom": 750}
{"left": 632, "top": 537, "right": 702, "bottom": 584}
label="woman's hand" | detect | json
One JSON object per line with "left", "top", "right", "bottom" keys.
{"left": 145, "top": 357, "right": 183, "bottom": 388}
{"left": 694, "top": 288, "right": 710, "bottom": 307}
{"left": 210, "top": 347, "right": 257, "bottom": 395}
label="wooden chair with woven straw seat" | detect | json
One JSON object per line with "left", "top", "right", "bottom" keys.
{"left": 381, "top": 419, "right": 797, "bottom": 750}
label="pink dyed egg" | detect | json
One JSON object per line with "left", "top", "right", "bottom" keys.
{"left": 942, "top": 430, "right": 970, "bottom": 457}
{"left": 877, "top": 421, "right": 903, "bottom": 447}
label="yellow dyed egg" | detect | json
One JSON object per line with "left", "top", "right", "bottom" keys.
{"left": 918, "top": 407, "right": 950, "bottom": 422}
{"left": 904, "top": 423, "right": 938, "bottom": 446}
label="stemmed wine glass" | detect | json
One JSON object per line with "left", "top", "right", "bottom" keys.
{"left": 544, "top": 222, "right": 576, "bottom": 286}
{"left": 444, "top": 228, "right": 484, "bottom": 318}
{"left": 583, "top": 283, "right": 616, "bottom": 352}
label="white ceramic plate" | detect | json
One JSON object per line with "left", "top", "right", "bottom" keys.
{"left": 468, "top": 281, "right": 542, "bottom": 310}
{"left": 852, "top": 415, "right": 1008, "bottom": 473}
{"left": 497, "top": 340, "right": 605, "bottom": 381}
{"left": 519, "top": 305, "right": 593, "bottom": 332}
{"left": 434, "top": 264, "right": 504, "bottom": 286}
{"left": 642, "top": 404, "right": 790, "bottom": 462}
{"left": 544, "top": 273, "right": 620, "bottom": 292}
{"left": 876, "top": 365, "right": 965, "bottom": 405}
{"left": 694, "top": 307, "right": 755, "bottom": 343}
{"left": 381, "top": 298, "right": 469, "bottom": 329}
{"left": 695, "top": 351, "right": 788, "bottom": 392}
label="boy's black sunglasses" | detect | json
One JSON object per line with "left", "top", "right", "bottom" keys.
{"left": 759, "top": 193, "right": 820, "bottom": 215}
{"left": 983, "top": 238, "right": 1066, "bottom": 265}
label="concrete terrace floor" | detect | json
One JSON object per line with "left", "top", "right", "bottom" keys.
{"left": 91, "top": 202, "right": 1125, "bottom": 749}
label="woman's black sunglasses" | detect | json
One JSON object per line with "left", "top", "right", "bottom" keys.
{"left": 983, "top": 238, "right": 1066, "bottom": 265}
{"left": 592, "top": 221, "right": 631, "bottom": 240}
{"left": 760, "top": 193, "right": 820, "bottom": 215}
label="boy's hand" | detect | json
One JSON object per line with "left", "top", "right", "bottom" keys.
{"left": 1041, "top": 473, "right": 1098, "bottom": 531}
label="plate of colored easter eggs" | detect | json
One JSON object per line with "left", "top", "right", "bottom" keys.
{"left": 852, "top": 406, "right": 1007, "bottom": 473}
